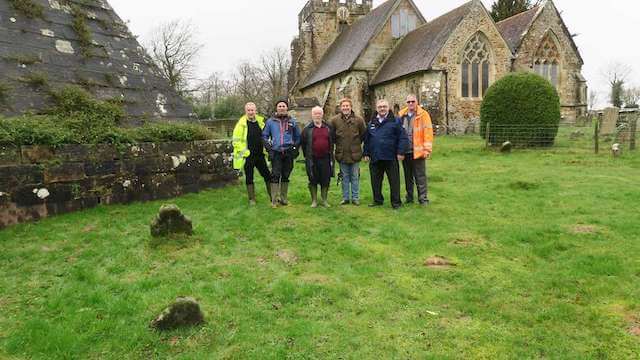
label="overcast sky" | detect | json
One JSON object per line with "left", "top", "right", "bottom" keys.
{"left": 109, "top": 0, "right": 639, "bottom": 108}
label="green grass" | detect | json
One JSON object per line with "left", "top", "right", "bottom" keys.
{"left": 1, "top": 133, "right": 639, "bottom": 359}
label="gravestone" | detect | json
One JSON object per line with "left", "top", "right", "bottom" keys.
{"left": 601, "top": 108, "right": 620, "bottom": 135}
{"left": 150, "top": 204, "right": 193, "bottom": 237}
{"left": 150, "top": 297, "right": 204, "bottom": 331}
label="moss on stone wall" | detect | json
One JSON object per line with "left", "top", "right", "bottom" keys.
{"left": 8, "top": 0, "right": 44, "bottom": 19}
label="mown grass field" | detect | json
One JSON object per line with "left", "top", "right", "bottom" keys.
{"left": 1, "top": 132, "right": 639, "bottom": 359}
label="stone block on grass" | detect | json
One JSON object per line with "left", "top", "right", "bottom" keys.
{"left": 150, "top": 297, "right": 204, "bottom": 331}
{"left": 150, "top": 204, "right": 193, "bottom": 237}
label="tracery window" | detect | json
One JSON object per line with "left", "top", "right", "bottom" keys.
{"left": 534, "top": 33, "right": 561, "bottom": 88}
{"left": 461, "top": 32, "right": 491, "bottom": 99}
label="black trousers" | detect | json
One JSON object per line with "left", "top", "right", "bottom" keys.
{"left": 270, "top": 150, "right": 295, "bottom": 184}
{"left": 308, "top": 155, "right": 331, "bottom": 187}
{"left": 402, "top": 154, "right": 428, "bottom": 203}
{"left": 244, "top": 154, "right": 271, "bottom": 186}
{"left": 370, "top": 160, "right": 402, "bottom": 208}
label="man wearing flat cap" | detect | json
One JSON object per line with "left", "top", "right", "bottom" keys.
{"left": 262, "top": 99, "right": 301, "bottom": 208}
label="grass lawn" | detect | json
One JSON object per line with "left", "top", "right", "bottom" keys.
{"left": 1, "top": 133, "right": 639, "bottom": 359}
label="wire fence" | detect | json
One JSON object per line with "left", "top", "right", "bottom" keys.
{"left": 476, "top": 117, "right": 639, "bottom": 155}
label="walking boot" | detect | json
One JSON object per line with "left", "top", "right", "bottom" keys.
{"left": 279, "top": 182, "right": 290, "bottom": 206}
{"left": 270, "top": 183, "right": 279, "bottom": 208}
{"left": 321, "top": 187, "right": 331, "bottom": 208}
{"left": 309, "top": 185, "right": 318, "bottom": 208}
{"left": 247, "top": 184, "right": 256, "bottom": 206}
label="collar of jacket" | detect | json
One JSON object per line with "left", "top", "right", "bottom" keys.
{"left": 305, "top": 121, "right": 328, "bottom": 129}
{"left": 239, "top": 114, "right": 265, "bottom": 125}
{"left": 398, "top": 105, "right": 426, "bottom": 118}
{"left": 341, "top": 111, "right": 355, "bottom": 120}
{"left": 372, "top": 112, "right": 396, "bottom": 125}
{"left": 272, "top": 113, "right": 291, "bottom": 121}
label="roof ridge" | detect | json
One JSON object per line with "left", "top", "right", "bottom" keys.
{"left": 496, "top": 5, "right": 540, "bottom": 25}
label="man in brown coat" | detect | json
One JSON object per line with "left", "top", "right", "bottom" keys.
{"left": 329, "top": 98, "right": 367, "bottom": 206}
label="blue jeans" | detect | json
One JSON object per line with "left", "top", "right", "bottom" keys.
{"left": 339, "top": 162, "right": 360, "bottom": 201}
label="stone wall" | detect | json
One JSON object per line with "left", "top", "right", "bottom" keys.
{"left": 0, "top": 0, "right": 193, "bottom": 121}
{"left": 0, "top": 140, "right": 236, "bottom": 228}
{"left": 512, "top": 2, "right": 587, "bottom": 122}
{"left": 433, "top": 1, "right": 513, "bottom": 134}
{"left": 372, "top": 71, "right": 445, "bottom": 124}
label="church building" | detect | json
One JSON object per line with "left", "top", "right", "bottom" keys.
{"left": 288, "top": 0, "right": 587, "bottom": 132}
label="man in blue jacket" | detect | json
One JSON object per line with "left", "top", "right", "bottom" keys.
{"left": 363, "top": 99, "right": 409, "bottom": 209}
{"left": 262, "top": 99, "right": 301, "bottom": 208}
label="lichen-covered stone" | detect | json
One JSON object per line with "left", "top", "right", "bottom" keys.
{"left": 150, "top": 204, "right": 193, "bottom": 237}
{"left": 150, "top": 297, "right": 204, "bottom": 331}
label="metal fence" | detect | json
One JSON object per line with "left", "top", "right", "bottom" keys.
{"left": 479, "top": 118, "right": 639, "bottom": 155}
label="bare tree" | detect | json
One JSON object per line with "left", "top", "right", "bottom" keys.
{"left": 147, "top": 19, "right": 203, "bottom": 95}
{"left": 257, "top": 47, "right": 291, "bottom": 113}
{"left": 197, "top": 72, "right": 231, "bottom": 105}
{"left": 622, "top": 86, "right": 640, "bottom": 108}
{"left": 232, "top": 61, "right": 264, "bottom": 107}
{"left": 602, "top": 62, "right": 632, "bottom": 107}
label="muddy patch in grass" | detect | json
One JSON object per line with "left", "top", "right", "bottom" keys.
{"left": 570, "top": 224, "right": 599, "bottom": 234}
{"left": 299, "top": 273, "right": 332, "bottom": 285}
{"left": 451, "top": 232, "right": 487, "bottom": 247}
{"left": 277, "top": 250, "right": 298, "bottom": 265}
{"left": 425, "top": 256, "right": 456, "bottom": 269}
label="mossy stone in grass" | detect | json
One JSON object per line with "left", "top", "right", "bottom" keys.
{"left": 150, "top": 297, "right": 204, "bottom": 331}
{"left": 150, "top": 204, "right": 193, "bottom": 237}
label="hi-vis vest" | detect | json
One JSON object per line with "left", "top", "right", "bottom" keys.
{"left": 398, "top": 106, "right": 434, "bottom": 159}
{"left": 232, "top": 115, "right": 267, "bottom": 170}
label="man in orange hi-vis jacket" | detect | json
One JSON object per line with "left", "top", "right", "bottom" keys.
{"left": 397, "top": 94, "right": 434, "bottom": 206}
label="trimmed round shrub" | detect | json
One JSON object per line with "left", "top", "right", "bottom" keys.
{"left": 480, "top": 72, "right": 561, "bottom": 147}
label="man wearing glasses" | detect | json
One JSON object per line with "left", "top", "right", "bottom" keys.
{"left": 398, "top": 95, "right": 434, "bottom": 206}
{"left": 363, "top": 99, "right": 409, "bottom": 210}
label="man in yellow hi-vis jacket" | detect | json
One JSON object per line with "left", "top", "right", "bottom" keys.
{"left": 232, "top": 102, "right": 271, "bottom": 205}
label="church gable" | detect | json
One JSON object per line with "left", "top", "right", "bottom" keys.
{"left": 353, "top": 0, "right": 425, "bottom": 72}
{"left": 512, "top": 0, "right": 586, "bottom": 120}
{"left": 514, "top": 1, "right": 583, "bottom": 67}
{"left": 300, "top": 0, "right": 399, "bottom": 89}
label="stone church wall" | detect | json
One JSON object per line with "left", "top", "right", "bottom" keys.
{"left": 433, "top": 2, "right": 513, "bottom": 133}
{"left": 512, "top": 4, "right": 587, "bottom": 122}
{"left": 0, "top": 140, "right": 236, "bottom": 228}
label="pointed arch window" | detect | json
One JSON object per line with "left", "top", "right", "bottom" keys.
{"left": 461, "top": 33, "right": 492, "bottom": 99}
{"left": 534, "top": 33, "right": 561, "bottom": 88}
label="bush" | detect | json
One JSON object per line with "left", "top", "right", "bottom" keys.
{"left": 130, "top": 123, "right": 214, "bottom": 143}
{"left": 0, "top": 116, "right": 76, "bottom": 147}
{"left": 213, "top": 96, "right": 244, "bottom": 119}
{"left": 49, "top": 86, "right": 124, "bottom": 125}
{"left": 8, "top": 0, "right": 44, "bottom": 19}
{"left": 480, "top": 72, "right": 561, "bottom": 147}
{"left": 0, "top": 86, "right": 215, "bottom": 147}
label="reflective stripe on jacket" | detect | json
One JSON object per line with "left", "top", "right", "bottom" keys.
{"left": 398, "top": 105, "right": 434, "bottom": 159}
{"left": 232, "top": 114, "right": 266, "bottom": 170}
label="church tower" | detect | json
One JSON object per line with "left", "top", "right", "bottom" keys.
{"left": 289, "top": 0, "right": 372, "bottom": 95}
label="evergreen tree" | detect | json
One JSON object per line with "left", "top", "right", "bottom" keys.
{"left": 491, "top": 0, "right": 535, "bottom": 22}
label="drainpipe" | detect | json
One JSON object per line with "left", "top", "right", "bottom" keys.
{"left": 443, "top": 70, "right": 450, "bottom": 133}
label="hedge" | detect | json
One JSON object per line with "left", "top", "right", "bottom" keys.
{"left": 480, "top": 72, "right": 561, "bottom": 147}
{"left": 0, "top": 86, "right": 214, "bottom": 147}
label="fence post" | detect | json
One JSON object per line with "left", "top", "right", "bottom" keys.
{"left": 594, "top": 118, "right": 599, "bottom": 155}
{"left": 485, "top": 122, "right": 491, "bottom": 149}
{"left": 630, "top": 115, "right": 638, "bottom": 151}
